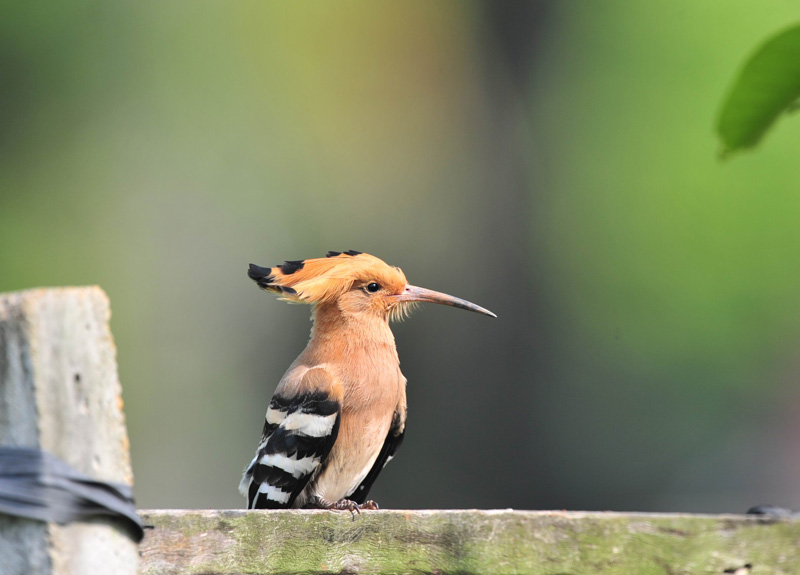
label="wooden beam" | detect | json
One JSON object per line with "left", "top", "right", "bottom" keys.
{"left": 0, "top": 287, "right": 138, "bottom": 575}
{"left": 140, "top": 508, "right": 800, "bottom": 574}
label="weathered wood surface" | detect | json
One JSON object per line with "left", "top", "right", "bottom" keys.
{"left": 139, "top": 509, "right": 800, "bottom": 575}
{"left": 0, "top": 287, "right": 138, "bottom": 575}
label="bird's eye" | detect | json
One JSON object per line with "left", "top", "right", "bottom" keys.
{"left": 366, "top": 282, "right": 381, "bottom": 293}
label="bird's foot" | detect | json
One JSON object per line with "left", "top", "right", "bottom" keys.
{"left": 333, "top": 499, "right": 362, "bottom": 515}
{"left": 304, "top": 496, "right": 379, "bottom": 515}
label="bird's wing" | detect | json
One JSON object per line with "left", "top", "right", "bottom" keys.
{"left": 348, "top": 409, "right": 405, "bottom": 504}
{"left": 241, "top": 368, "right": 342, "bottom": 509}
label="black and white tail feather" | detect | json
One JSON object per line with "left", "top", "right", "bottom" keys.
{"left": 239, "top": 391, "right": 341, "bottom": 509}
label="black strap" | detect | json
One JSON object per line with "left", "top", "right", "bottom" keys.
{"left": 0, "top": 447, "right": 144, "bottom": 542}
{"left": 747, "top": 505, "right": 797, "bottom": 518}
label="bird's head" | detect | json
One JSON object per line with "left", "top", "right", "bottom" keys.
{"left": 248, "top": 250, "right": 496, "bottom": 321}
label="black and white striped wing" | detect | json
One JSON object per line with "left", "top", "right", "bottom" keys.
{"left": 240, "top": 381, "right": 341, "bottom": 509}
{"left": 349, "top": 409, "right": 405, "bottom": 504}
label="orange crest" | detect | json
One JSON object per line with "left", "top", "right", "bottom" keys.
{"left": 248, "top": 251, "right": 408, "bottom": 305}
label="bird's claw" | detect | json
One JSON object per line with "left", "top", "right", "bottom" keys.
{"left": 329, "top": 499, "right": 380, "bottom": 517}
{"left": 334, "top": 499, "right": 361, "bottom": 515}
{"left": 304, "top": 495, "right": 378, "bottom": 515}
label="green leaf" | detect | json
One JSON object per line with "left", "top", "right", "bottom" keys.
{"left": 717, "top": 24, "right": 800, "bottom": 157}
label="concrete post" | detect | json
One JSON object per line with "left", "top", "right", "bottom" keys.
{"left": 0, "top": 287, "right": 138, "bottom": 575}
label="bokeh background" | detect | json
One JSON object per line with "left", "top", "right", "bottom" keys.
{"left": 2, "top": 1, "right": 799, "bottom": 512}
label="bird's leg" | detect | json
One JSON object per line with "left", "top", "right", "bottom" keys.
{"left": 304, "top": 496, "right": 380, "bottom": 515}
{"left": 305, "top": 495, "right": 360, "bottom": 514}
{"left": 332, "top": 499, "right": 361, "bottom": 515}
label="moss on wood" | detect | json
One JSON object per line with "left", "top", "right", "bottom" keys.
{"left": 139, "top": 509, "right": 800, "bottom": 575}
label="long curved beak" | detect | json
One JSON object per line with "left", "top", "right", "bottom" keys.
{"left": 390, "top": 285, "right": 497, "bottom": 318}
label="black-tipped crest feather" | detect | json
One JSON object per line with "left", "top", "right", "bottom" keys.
{"left": 247, "top": 251, "right": 406, "bottom": 305}
{"left": 280, "top": 260, "right": 305, "bottom": 275}
{"left": 248, "top": 263, "right": 272, "bottom": 279}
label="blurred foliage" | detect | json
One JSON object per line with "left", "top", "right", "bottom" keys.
{"left": 717, "top": 24, "right": 800, "bottom": 155}
{"left": 1, "top": 1, "right": 799, "bottom": 513}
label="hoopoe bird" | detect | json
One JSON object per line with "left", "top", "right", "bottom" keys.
{"left": 239, "top": 250, "right": 495, "bottom": 511}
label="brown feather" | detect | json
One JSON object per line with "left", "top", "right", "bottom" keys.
{"left": 250, "top": 252, "right": 408, "bottom": 307}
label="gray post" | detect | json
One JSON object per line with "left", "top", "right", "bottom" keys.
{"left": 0, "top": 287, "right": 138, "bottom": 575}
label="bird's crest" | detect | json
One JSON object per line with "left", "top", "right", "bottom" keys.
{"left": 248, "top": 251, "right": 408, "bottom": 305}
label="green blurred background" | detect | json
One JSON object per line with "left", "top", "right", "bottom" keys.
{"left": 2, "top": 1, "right": 799, "bottom": 512}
